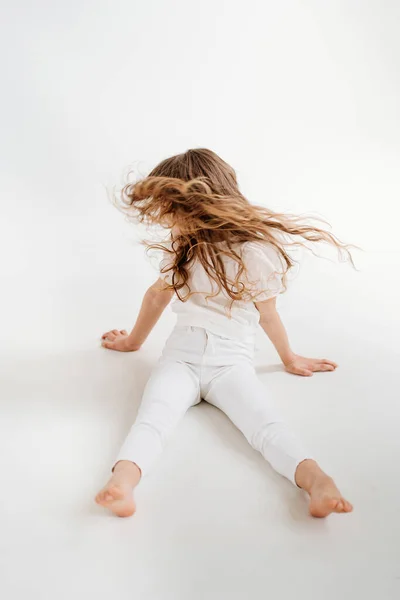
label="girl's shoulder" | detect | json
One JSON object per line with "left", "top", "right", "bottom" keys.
{"left": 239, "top": 240, "right": 282, "bottom": 268}
{"left": 236, "top": 241, "right": 285, "bottom": 299}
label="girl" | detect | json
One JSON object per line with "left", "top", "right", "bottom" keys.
{"left": 95, "top": 148, "right": 353, "bottom": 519}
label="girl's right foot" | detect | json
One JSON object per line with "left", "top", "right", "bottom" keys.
{"left": 308, "top": 474, "right": 353, "bottom": 518}
{"left": 95, "top": 461, "right": 141, "bottom": 518}
{"left": 295, "top": 459, "right": 353, "bottom": 518}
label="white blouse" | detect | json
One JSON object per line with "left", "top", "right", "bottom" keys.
{"left": 159, "top": 241, "right": 284, "bottom": 340}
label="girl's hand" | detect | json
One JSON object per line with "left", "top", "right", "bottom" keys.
{"left": 101, "top": 329, "right": 141, "bottom": 352}
{"left": 284, "top": 355, "right": 338, "bottom": 377}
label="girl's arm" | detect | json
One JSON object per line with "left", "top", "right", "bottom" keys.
{"left": 255, "top": 297, "right": 337, "bottom": 376}
{"left": 101, "top": 278, "right": 174, "bottom": 352}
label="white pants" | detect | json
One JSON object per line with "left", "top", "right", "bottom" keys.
{"left": 115, "top": 326, "right": 311, "bottom": 485}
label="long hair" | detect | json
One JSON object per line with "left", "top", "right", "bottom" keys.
{"left": 117, "top": 148, "right": 353, "bottom": 302}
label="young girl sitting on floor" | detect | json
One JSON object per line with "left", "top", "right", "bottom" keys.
{"left": 96, "top": 148, "right": 353, "bottom": 519}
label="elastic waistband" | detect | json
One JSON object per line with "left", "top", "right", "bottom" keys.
{"left": 173, "top": 324, "right": 256, "bottom": 345}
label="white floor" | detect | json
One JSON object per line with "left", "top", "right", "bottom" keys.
{"left": 1, "top": 243, "right": 400, "bottom": 600}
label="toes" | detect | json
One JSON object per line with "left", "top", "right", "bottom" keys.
{"left": 333, "top": 498, "right": 354, "bottom": 514}
{"left": 343, "top": 500, "right": 353, "bottom": 512}
{"left": 335, "top": 498, "right": 353, "bottom": 513}
{"left": 95, "top": 491, "right": 106, "bottom": 504}
{"left": 95, "top": 484, "right": 125, "bottom": 507}
{"left": 335, "top": 500, "right": 344, "bottom": 513}
{"left": 328, "top": 498, "right": 341, "bottom": 512}
{"left": 310, "top": 496, "right": 340, "bottom": 518}
{"left": 99, "top": 491, "right": 114, "bottom": 504}
{"left": 309, "top": 489, "right": 353, "bottom": 518}
{"left": 96, "top": 488, "right": 115, "bottom": 505}
{"left": 108, "top": 485, "right": 124, "bottom": 500}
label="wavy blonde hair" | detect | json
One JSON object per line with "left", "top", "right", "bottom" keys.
{"left": 117, "top": 148, "right": 353, "bottom": 302}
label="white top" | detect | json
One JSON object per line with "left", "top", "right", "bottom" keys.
{"left": 159, "top": 241, "right": 284, "bottom": 340}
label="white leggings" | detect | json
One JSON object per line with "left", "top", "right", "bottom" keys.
{"left": 115, "top": 326, "right": 311, "bottom": 485}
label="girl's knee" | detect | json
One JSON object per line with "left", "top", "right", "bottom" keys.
{"left": 250, "top": 420, "right": 286, "bottom": 452}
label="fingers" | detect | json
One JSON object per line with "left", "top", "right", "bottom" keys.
{"left": 102, "top": 331, "right": 116, "bottom": 340}
{"left": 300, "top": 369, "right": 313, "bottom": 377}
{"left": 287, "top": 359, "right": 337, "bottom": 376}
{"left": 309, "top": 359, "right": 338, "bottom": 372}
{"left": 312, "top": 363, "right": 335, "bottom": 372}
{"left": 287, "top": 367, "right": 313, "bottom": 377}
{"left": 100, "top": 328, "right": 129, "bottom": 352}
{"left": 102, "top": 340, "right": 115, "bottom": 350}
{"left": 101, "top": 329, "right": 127, "bottom": 339}
{"left": 320, "top": 364, "right": 335, "bottom": 372}
{"left": 319, "top": 359, "right": 338, "bottom": 368}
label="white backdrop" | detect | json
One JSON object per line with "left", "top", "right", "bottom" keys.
{"left": 1, "top": 2, "right": 400, "bottom": 599}
{"left": 1, "top": 0, "right": 400, "bottom": 353}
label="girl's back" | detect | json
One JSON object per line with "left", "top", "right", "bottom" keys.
{"left": 160, "top": 240, "right": 284, "bottom": 339}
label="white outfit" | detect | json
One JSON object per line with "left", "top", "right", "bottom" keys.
{"left": 115, "top": 242, "right": 310, "bottom": 486}
{"left": 116, "top": 326, "right": 310, "bottom": 484}
{"left": 160, "top": 241, "right": 285, "bottom": 340}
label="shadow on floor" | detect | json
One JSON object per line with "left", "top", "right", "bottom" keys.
{"left": 0, "top": 346, "right": 154, "bottom": 421}
{"left": 255, "top": 363, "right": 284, "bottom": 375}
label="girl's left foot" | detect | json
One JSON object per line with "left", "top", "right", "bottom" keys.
{"left": 95, "top": 460, "right": 141, "bottom": 518}
{"left": 295, "top": 459, "right": 353, "bottom": 518}
{"left": 95, "top": 481, "right": 136, "bottom": 517}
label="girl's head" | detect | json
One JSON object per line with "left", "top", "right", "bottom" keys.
{"left": 123, "top": 148, "right": 245, "bottom": 233}
{"left": 118, "top": 148, "right": 352, "bottom": 301}
{"left": 147, "top": 148, "right": 240, "bottom": 198}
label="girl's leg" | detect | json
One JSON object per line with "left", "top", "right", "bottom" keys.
{"left": 96, "top": 360, "right": 200, "bottom": 517}
{"left": 205, "top": 363, "right": 352, "bottom": 517}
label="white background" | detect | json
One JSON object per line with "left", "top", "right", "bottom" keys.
{"left": 1, "top": 1, "right": 400, "bottom": 599}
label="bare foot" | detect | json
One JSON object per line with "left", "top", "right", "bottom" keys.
{"left": 95, "top": 461, "right": 141, "bottom": 518}
{"left": 308, "top": 475, "right": 353, "bottom": 518}
{"left": 95, "top": 482, "right": 136, "bottom": 517}
{"left": 295, "top": 459, "right": 353, "bottom": 518}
